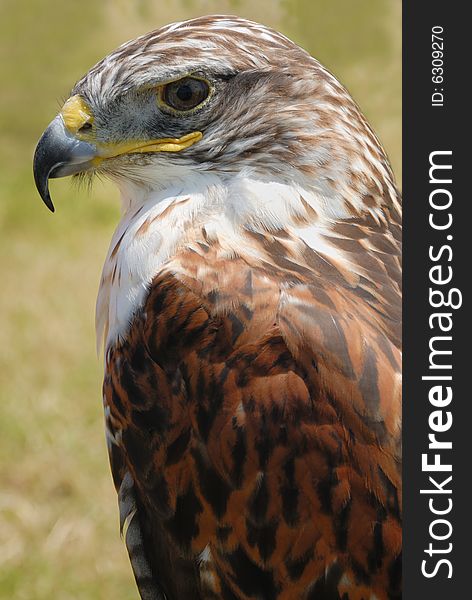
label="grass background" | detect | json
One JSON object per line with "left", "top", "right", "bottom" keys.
{"left": 0, "top": 1, "right": 400, "bottom": 597}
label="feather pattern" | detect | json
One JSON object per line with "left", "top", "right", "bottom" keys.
{"left": 102, "top": 182, "right": 401, "bottom": 597}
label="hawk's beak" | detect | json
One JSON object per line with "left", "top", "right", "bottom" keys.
{"left": 33, "top": 115, "right": 98, "bottom": 212}
{"left": 34, "top": 94, "right": 203, "bottom": 212}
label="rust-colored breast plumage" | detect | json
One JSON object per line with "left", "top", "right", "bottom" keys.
{"left": 103, "top": 228, "right": 401, "bottom": 599}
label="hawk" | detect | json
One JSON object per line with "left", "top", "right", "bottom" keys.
{"left": 33, "top": 15, "right": 401, "bottom": 600}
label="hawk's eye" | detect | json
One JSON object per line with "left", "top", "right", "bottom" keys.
{"left": 162, "top": 77, "right": 210, "bottom": 111}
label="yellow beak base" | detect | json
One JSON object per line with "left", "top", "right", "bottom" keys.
{"left": 99, "top": 131, "right": 203, "bottom": 159}
{"left": 60, "top": 95, "right": 203, "bottom": 163}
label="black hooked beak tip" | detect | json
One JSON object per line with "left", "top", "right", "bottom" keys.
{"left": 33, "top": 115, "right": 97, "bottom": 212}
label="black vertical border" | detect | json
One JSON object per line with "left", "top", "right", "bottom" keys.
{"left": 403, "top": 3, "right": 468, "bottom": 598}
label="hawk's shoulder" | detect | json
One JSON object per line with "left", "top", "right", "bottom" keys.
{"left": 103, "top": 244, "right": 401, "bottom": 599}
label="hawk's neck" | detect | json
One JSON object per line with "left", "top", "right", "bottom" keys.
{"left": 96, "top": 170, "right": 396, "bottom": 353}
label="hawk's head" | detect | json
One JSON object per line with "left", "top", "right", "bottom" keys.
{"left": 34, "top": 14, "right": 396, "bottom": 218}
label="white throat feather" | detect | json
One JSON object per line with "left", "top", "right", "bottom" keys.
{"left": 96, "top": 166, "right": 382, "bottom": 352}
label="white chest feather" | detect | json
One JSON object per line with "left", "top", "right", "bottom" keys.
{"left": 96, "top": 172, "right": 217, "bottom": 350}
{"left": 96, "top": 170, "right": 361, "bottom": 351}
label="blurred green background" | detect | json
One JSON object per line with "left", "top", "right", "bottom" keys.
{"left": 0, "top": 0, "right": 400, "bottom": 598}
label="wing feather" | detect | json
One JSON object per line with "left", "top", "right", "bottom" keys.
{"left": 103, "top": 232, "right": 401, "bottom": 599}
